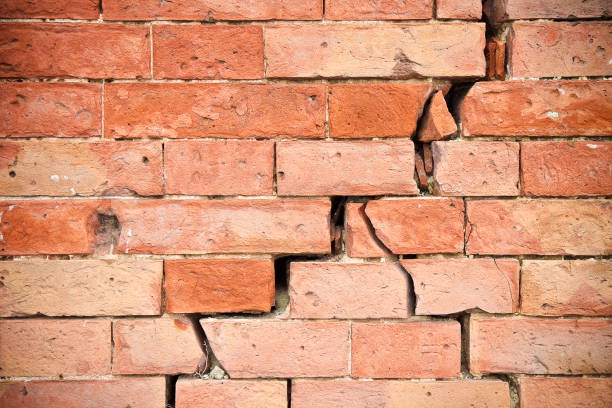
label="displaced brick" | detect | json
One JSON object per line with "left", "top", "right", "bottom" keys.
{"left": 423, "top": 144, "right": 433, "bottom": 173}
{"left": 414, "top": 153, "right": 429, "bottom": 190}
{"left": 164, "top": 140, "right": 274, "bottom": 196}
{"left": 200, "top": 320, "right": 349, "bottom": 378}
{"left": 0, "top": 319, "right": 110, "bottom": 377}
{"left": 0, "top": 0, "right": 99, "bottom": 18}
{"left": 485, "top": 37, "right": 505, "bottom": 80}
{"left": 326, "top": 0, "right": 432, "bottom": 20}
{"left": 521, "top": 260, "right": 611, "bottom": 316}
{"left": 519, "top": 377, "right": 612, "bottom": 408}
{"left": 436, "top": 0, "right": 482, "bottom": 19}
{"left": 265, "top": 23, "right": 486, "bottom": 78}
{"left": 432, "top": 141, "right": 519, "bottom": 196}
{"left": 345, "top": 203, "right": 388, "bottom": 258}
{"left": 0, "top": 23, "right": 150, "bottom": 79}
{"left": 466, "top": 199, "right": 611, "bottom": 255}
{"left": 351, "top": 321, "right": 461, "bottom": 378}
{"left": 176, "top": 379, "right": 287, "bottom": 408}
{"left": 417, "top": 91, "right": 457, "bottom": 142}
{"left": 276, "top": 140, "right": 418, "bottom": 196}
{"left": 485, "top": 0, "right": 611, "bottom": 25}
{"left": 105, "top": 83, "right": 325, "bottom": 139}
{"left": 401, "top": 258, "right": 519, "bottom": 314}
{"left": 470, "top": 316, "right": 612, "bottom": 374}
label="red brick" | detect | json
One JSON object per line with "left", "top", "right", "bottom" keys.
{"left": 277, "top": 140, "right": 418, "bottom": 196}
{"left": 164, "top": 140, "right": 274, "bottom": 196}
{"left": 0, "top": 140, "right": 162, "bottom": 196}
{"left": 351, "top": 321, "right": 461, "bottom": 378}
{"left": 0, "top": 377, "right": 167, "bottom": 408}
{"left": 153, "top": 25, "right": 263, "bottom": 79}
{"left": 466, "top": 199, "right": 611, "bottom": 255}
{"left": 0, "top": 319, "right": 110, "bottom": 376}
{"left": 485, "top": 37, "right": 505, "bottom": 80}
{"left": 113, "top": 317, "right": 204, "bottom": 375}
{"left": 364, "top": 199, "right": 465, "bottom": 254}
{"left": 0, "top": 259, "right": 162, "bottom": 317}
{"left": 200, "top": 320, "right": 349, "bottom": 378}
{"left": 326, "top": 0, "right": 432, "bottom": 20}
{"left": 437, "top": 0, "right": 481, "bottom": 19}
{"left": 0, "top": 23, "right": 150, "bottom": 79}
{"left": 289, "top": 262, "right": 409, "bottom": 319}
{"left": 0, "top": 0, "right": 99, "bottom": 18}
{"left": 432, "top": 141, "right": 519, "bottom": 196}
{"left": 292, "top": 379, "right": 510, "bottom": 408}
{"left": 521, "top": 260, "right": 611, "bottom": 316}
{"left": 414, "top": 153, "right": 428, "bottom": 190}
{"left": 461, "top": 80, "right": 612, "bottom": 137}
{"left": 103, "top": 0, "right": 322, "bottom": 21}
{"left": 329, "top": 83, "right": 432, "bottom": 138}
{"left": 423, "top": 144, "right": 433, "bottom": 173}
{"left": 265, "top": 23, "right": 486, "bottom": 78}
{"left": 519, "top": 377, "right": 612, "bottom": 408}
{"left": 470, "top": 316, "right": 612, "bottom": 374}
{"left": 0, "top": 82, "right": 101, "bottom": 138}
{"left": 345, "top": 203, "right": 388, "bottom": 258}
{"left": 105, "top": 83, "right": 325, "bottom": 139}
{"left": 176, "top": 379, "right": 287, "bottom": 408}
{"left": 417, "top": 91, "right": 457, "bottom": 142}
{"left": 521, "top": 141, "right": 612, "bottom": 197}
{"left": 485, "top": 0, "right": 611, "bottom": 25}
{"left": 165, "top": 259, "right": 275, "bottom": 313}
{"left": 401, "top": 258, "right": 519, "bottom": 314}
{"left": 508, "top": 22, "right": 611, "bottom": 78}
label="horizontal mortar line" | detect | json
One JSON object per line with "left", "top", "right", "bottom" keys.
{"left": 0, "top": 18, "right": 485, "bottom": 25}
{"left": 6, "top": 195, "right": 610, "bottom": 200}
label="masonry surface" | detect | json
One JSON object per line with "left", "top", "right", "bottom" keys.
{"left": 0, "top": 1, "right": 610, "bottom": 407}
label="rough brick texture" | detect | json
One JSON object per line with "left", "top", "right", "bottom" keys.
{"left": 326, "top": 0, "right": 432, "bottom": 20}
{"left": 437, "top": 0, "right": 482, "bottom": 20}
{"left": 176, "top": 379, "right": 287, "bottom": 408}
{"left": 485, "top": 0, "right": 611, "bottom": 25}
{"left": 0, "top": 0, "right": 99, "bottom": 19}
{"left": 519, "top": 377, "right": 612, "bottom": 408}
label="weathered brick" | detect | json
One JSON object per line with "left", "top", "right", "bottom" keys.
{"left": 466, "top": 199, "right": 611, "bottom": 255}
{"left": 0, "top": 82, "right": 101, "bottom": 138}
{"left": 329, "top": 83, "right": 432, "bottom": 138}
{"left": 0, "top": 140, "right": 162, "bottom": 196}
{"left": 416, "top": 91, "right": 457, "bottom": 142}
{"left": 432, "top": 141, "right": 519, "bottom": 196}
{"left": 164, "top": 140, "right": 274, "bottom": 196}
{"left": 485, "top": 37, "right": 505, "bottom": 80}
{"left": 276, "top": 140, "right": 418, "bottom": 196}
{"left": 113, "top": 317, "right": 204, "bottom": 375}
{"left": 461, "top": 81, "right": 612, "bottom": 137}
{"left": 153, "top": 25, "right": 263, "bottom": 79}
{"left": 326, "top": 0, "right": 432, "bottom": 20}
{"left": 414, "top": 153, "right": 429, "bottom": 190}
{"left": 345, "top": 203, "right": 388, "bottom": 258}
{"left": 0, "top": 319, "right": 110, "bottom": 376}
{"left": 508, "top": 22, "right": 611, "bottom": 78}
{"left": 176, "top": 379, "right": 287, "bottom": 408}
{"left": 470, "top": 316, "right": 612, "bottom": 374}
{"left": 437, "top": 0, "right": 481, "bottom": 19}
{"left": 165, "top": 259, "right": 275, "bottom": 314}
{"left": 521, "top": 141, "right": 612, "bottom": 197}
{"left": 401, "top": 258, "right": 519, "bottom": 314}
{"left": 0, "top": 259, "right": 162, "bottom": 317}
{"left": 200, "top": 320, "right": 349, "bottom": 378}
{"left": 519, "top": 377, "right": 612, "bottom": 408}
{"left": 485, "top": 0, "right": 611, "bottom": 25}
{"left": 521, "top": 260, "right": 611, "bottom": 316}
{"left": 423, "top": 144, "right": 433, "bottom": 173}
{"left": 351, "top": 321, "right": 461, "bottom": 378}
{"left": 265, "top": 23, "right": 486, "bottom": 78}
{"left": 105, "top": 83, "right": 325, "bottom": 139}
{"left": 289, "top": 262, "right": 409, "bottom": 318}
{"left": 0, "top": 0, "right": 99, "bottom": 18}
{"left": 0, "top": 23, "right": 150, "bottom": 79}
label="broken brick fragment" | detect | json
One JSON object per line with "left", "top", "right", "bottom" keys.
{"left": 414, "top": 153, "right": 429, "bottom": 190}
{"left": 417, "top": 91, "right": 457, "bottom": 142}
{"left": 485, "top": 37, "right": 505, "bottom": 80}
{"left": 422, "top": 143, "right": 433, "bottom": 173}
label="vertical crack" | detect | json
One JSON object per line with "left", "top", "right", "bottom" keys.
{"left": 165, "top": 375, "right": 178, "bottom": 408}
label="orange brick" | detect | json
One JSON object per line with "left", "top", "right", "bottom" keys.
{"left": 344, "top": 203, "right": 388, "bottom": 258}
{"left": 437, "top": 0, "right": 481, "bottom": 19}
{"left": 176, "top": 379, "right": 287, "bottom": 408}
{"left": 416, "top": 91, "right": 457, "bottom": 142}
{"left": 485, "top": 37, "right": 505, "bottom": 80}
{"left": 485, "top": 0, "right": 610, "bottom": 25}
{"left": 519, "top": 377, "right": 612, "bottom": 408}
{"left": 0, "top": 0, "right": 99, "bottom": 18}
{"left": 325, "top": 0, "right": 432, "bottom": 20}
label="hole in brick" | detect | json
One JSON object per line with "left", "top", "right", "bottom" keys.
{"left": 9, "top": 171, "right": 16, "bottom": 178}
{"left": 142, "top": 156, "right": 149, "bottom": 163}
{"left": 92, "top": 210, "right": 121, "bottom": 255}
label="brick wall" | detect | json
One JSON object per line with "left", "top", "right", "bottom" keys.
{"left": 0, "top": 1, "right": 610, "bottom": 407}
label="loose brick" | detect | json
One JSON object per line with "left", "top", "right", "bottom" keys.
{"left": 176, "top": 379, "right": 287, "bottom": 408}
{"left": 416, "top": 91, "right": 457, "bottom": 142}
{"left": 153, "top": 25, "right": 263, "bottom": 79}
{"left": 436, "top": 0, "right": 482, "bottom": 19}
{"left": 466, "top": 199, "right": 611, "bottom": 255}
{"left": 0, "top": 0, "right": 99, "bottom": 18}
{"left": 521, "top": 141, "right": 612, "bottom": 197}
{"left": 470, "top": 316, "right": 612, "bottom": 374}
{"left": 461, "top": 80, "right": 612, "bottom": 137}
{"left": 0, "top": 377, "right": 166, "bottom": 408}
{"left": 364, "top": 199, "right": 465, "bottom": 254}
{"left": 265, "top": 23, "right": 486, "bottom": 78}
{"left": 328, "top": 83, "right": 432, "bottom": 138}
{"left": 423, "top": 144, "right": 433, "bottom": 173}
{"left": 432, "top": 141, "right": 519, "bottom": 196}
{"left": 519, "top": 377, "right": 612, "bottom": 408}
{"left": 401, "top": 258, "right": 519, "bottom": 314}
{"left": 0, "top": 319, "right": 110, "bottom": 376}
{"left": 277, "top": 140, "right": 418, "bottom": 196}
{"left": 485, "top": 0, "right": 611, "bottom": 25}
{"left": 289, "top": 262, "right": 409, "bottom": 319}
{"left": 521, "top": 260, "right": 611, "bottom": 316}
{"left": 345, "top": 203, "right": 388, "bottom": 258}
{"left": 508, "top": 22, "right": 611, "bottom": 78}
{"left": 200, "top": 320, "right": 349, "bottom": 378}
{"left": 0, "top": 140, "right": 163, "bottom": 196}
{"left": 113, "top": 318, "right": 204, "bottom": 375}
{"left": 0, "top": 82, "right": 101, "bottom": 138}
{"left": 414, "top": 153, "right": 429, "bottom": 190}
{"left": 0, "top": 259, "right": 162, "bottom": 317}
{"left": 165, "top": 259, "right": 275, "bottom": 313}
{"left": 0, "top": 23, "right": 150, "bottom": 79}
{"left": 326, "top": 0, "right": 432, "bottom": 20}
{"left": 485, "top": 37, "right": 505, "bottom": 80}
{"left": 164, "top": 140, "right": 274, "bottom": 196}
{"left": 103, "top": 0, "right": 322, "bottom": 21}
{"left": 351, "top": 321, "right": 461, "bottom": 378}
{"left": 105, "top": 83, "right": 325, "bottom": 139}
